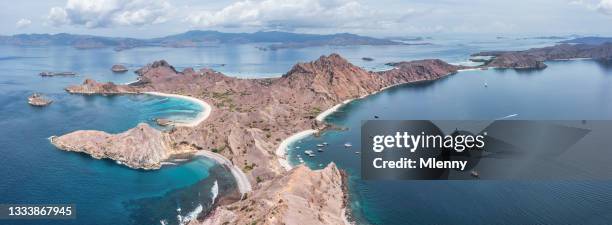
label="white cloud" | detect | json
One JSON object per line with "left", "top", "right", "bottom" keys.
{"left": 47, "top": 0, "right": 172, "bottom": 28}
{"left": 597, "top": 0, "right": 612, "bottom": 14}
{"left": 185, "top": 0, "right": 415, "bottom": 30}
{"left": 16, "top": 18, "right": 32, "bottom": 28}
{"left": 571, "top": 0, "right": 612, "bottom": 15}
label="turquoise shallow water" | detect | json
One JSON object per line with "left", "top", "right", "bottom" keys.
{"left": 0, "top": 46, "right": 236, "bottom": 225}
{"left": 0, "top": 36, "right": 590, "bottom": 224}
{"left": 289, "top": 59, "right": 612, "bottom": 224}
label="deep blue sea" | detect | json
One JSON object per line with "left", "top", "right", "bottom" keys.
{"left": 2, "top": 36, "right": 608, "bottom": 225}
{"left": 288, "top": 60, "right": 612, "bottom": 224}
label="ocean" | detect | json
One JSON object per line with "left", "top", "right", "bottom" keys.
{"left": 288, "top": 59, "right": 612, "bottom": 224}
{"left": 1, "top": 36, "right": 605, "bottom": 224}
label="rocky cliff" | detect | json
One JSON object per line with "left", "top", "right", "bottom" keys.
{"left": 473, "top": 43, "right": 612, "bottom": 69}
{"left": 194, "top": 163, "right": 348, "bottom": 225}
{"left": 51, "top": 123, "right": 194, "bottom": 169}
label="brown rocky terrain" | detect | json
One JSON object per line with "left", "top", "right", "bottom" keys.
{"left": 473, "top": 43, "right": 612, "bottom": 69}
{"left": 194, "top": 163, "right": 347, "bottom": 225}
{"left": 65, "top": 79, "right": 137, "bottom": 94}
{"left": 51, "top": 123, "right": 195, "bottom": 169}
{"left": 54, "top": 53, "right": 461, "bottom": 224}
{"left": 60, "top": 54, "right": 460, "bottom": 179}
{"left": 27, "top": 93, "right": 53, "bottom": 106}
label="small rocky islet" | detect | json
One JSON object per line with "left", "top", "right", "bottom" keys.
{"left": 111, "top": 64, "right": 128, "bottom": 73}
{"left": 27, "top": 93, "right": 53, "bottom": 106}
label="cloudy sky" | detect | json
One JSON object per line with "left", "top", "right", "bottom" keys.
{"left": 2, "top": 0, "right": 612, "bottom": 38}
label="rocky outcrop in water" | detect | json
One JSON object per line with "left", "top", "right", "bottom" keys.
{"left": 27, "top": 93, "right": 53, "bottom": 106}
{"left": 50, "top": 123, "right": 195, "bottom": 169}
{"left": 194, "top": 163, "right": 348, "bottom": 225}
{"left": 473, "top": 43, "right": 612, "bottom": 69}
{"left": 111, "top": 64, "right": 128, "bottom": 73}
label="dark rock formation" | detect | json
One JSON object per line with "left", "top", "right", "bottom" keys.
{"left": 111, "top": 64, "right": 128, "bottom": 73}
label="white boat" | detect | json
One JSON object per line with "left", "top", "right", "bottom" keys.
{"left": 323, "top": 142, "right": 328, "bottom": 145}
{"left": 344, "top": 143, "right": 352, "bottom": 148}
{"left": 317, "top": 148, "right": 324, "bottom": 152}
{"left": 355, "top": 151, "right": 360, "bottom": 154}
{"left": 316, "top": 144, "right": 325, "bottom": 147}
{"left": 471, "top": 170, "right": 480, "bottom": 178}
{"left": 304, "top": 150, "right": 314, "bottom": 155}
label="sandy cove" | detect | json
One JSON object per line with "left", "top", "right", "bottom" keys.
{"left": 145, "top": 91, "right": 252, "bottom": 195}
{"left": 144, "top": 91, "right": 211, "bottom": 127}
{"left": 194, "top": 150, "right": 252, "bottom": 195}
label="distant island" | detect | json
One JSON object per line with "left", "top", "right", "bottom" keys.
{"left": 0, "top": 30, "right": 402, "bottom": 51}
{"left": 560, "top": 36, "right": 612, "bottom": 45}
{"left": 472, "top": 42, "right": 612, "bottom": 69}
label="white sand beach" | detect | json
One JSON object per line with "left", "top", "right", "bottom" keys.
{"left": 316, "top": 99, "right": 354, "bottom": 122}
{"left": 276, "top": 129, "right": 318, "bottom": 171}
{"left": 144, "top": 92, "right": 211, "bottom": 127}
{"left": 194, "top": 150, "right": 253, "bottom": 196}
{"left": 145, "top": 92, "right": 251, "bottom": 195}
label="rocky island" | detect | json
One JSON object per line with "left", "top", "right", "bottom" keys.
{"left": 473, "top": 43, "right": 612, "bottom": 69}
{"left": 54, "top": 53, "right": 462, "bottom": 224}
{"left": 27, "top": 93, "right": 53, "bottom": 106}
{"left": 60, "top": 54, "right": 461, "bottom": 177}
{"left": 111, "top": 64, "right": 128, "bottom": 73}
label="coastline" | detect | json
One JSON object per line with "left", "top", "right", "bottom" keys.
{"left": 285, "top": 71, "right": 464, "bottom": 170}
{"left": 194, "top": 150, "right": 252, "bottom": 196}
{"left": 275, "top": 72, "right": 463, "bottom": 224}
{"left": 144, "top": 92, "right": 252, "bottom": 195}
{"left": 275, "top": 129, "right": 318, "bottom": 171}
{"left": 316, "top": 99, "right": 353, "bottom": 122}
{"left": 144, "top": 92, "right": 212, "bottom": 127}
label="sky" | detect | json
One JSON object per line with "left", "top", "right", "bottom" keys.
{"left": 2, "top": 0, "right": 612, "bottom": 38}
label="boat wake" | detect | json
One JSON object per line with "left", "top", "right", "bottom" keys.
{"left": 497, "top": 114, "right": 518, "bottom": 120}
